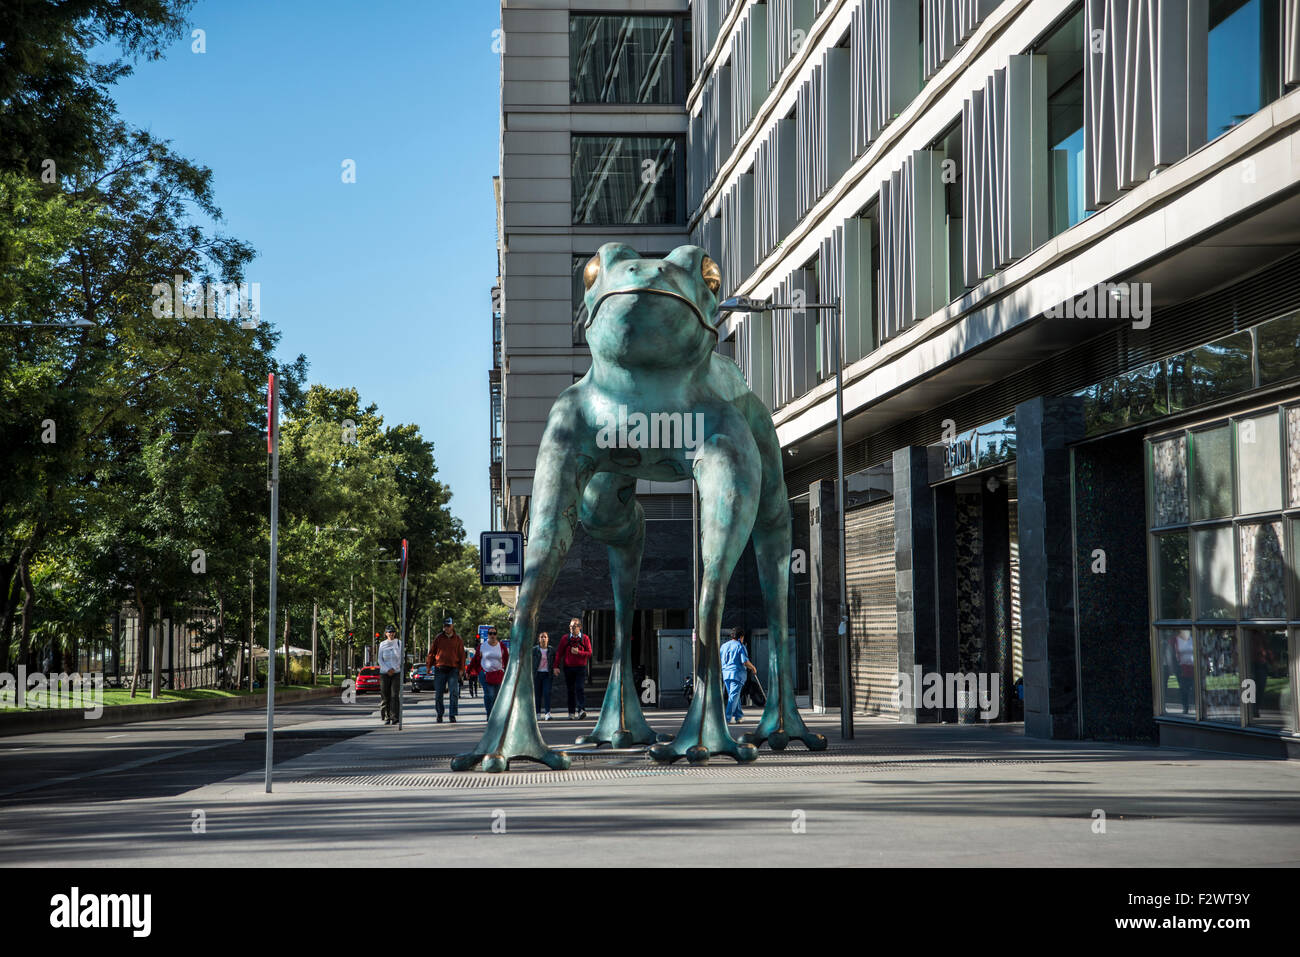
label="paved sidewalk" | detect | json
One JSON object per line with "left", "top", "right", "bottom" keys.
{"left": 2, "top": 687, "right": 1298, "bottom": 867}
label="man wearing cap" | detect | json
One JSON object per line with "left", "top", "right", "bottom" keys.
{"left": 427, "top": 617, "right": 467, "bottom": 723}
{"left": 377, "top": 624, "right": 403, "bottom": 725}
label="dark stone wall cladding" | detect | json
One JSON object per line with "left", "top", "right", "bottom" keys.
{"left": 1073, "top": 431, "right": 1158, "bottom": 741}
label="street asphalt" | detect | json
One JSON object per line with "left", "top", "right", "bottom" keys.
{"left": 1, "top": 684, "right": 1298, "bottom": 867}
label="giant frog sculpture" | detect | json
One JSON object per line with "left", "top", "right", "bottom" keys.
{"left": 453, "top": 243, "right": 827, "bottom": 771}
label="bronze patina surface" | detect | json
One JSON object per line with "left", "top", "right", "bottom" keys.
{"left": 453, "top": 244, "right": 827, "bottom": 772}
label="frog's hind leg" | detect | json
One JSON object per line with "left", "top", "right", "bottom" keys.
{"left": 578, "top": 472, "right": 667, "bottom": 748}
{"left": 648, "top": 433, "right": 760, "bottom": 765}
{"left": 744, "top": 480, "right": 828, "bottom": 753}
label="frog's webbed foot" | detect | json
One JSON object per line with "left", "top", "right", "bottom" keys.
{"left": 578, "top": 660, "right": 668, "bottom": 748}
{"left": 744, "top": 698, "right": 828, "bottom": 751}
{"left": 452, "top": 656, "right": 572, "bottom": 773}
{"left": 648, "top": 677, "right": 757, "bottom": 765}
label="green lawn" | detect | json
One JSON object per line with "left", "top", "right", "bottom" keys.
{"left": 0, "top": 678, "right": 345, "bottom": 713}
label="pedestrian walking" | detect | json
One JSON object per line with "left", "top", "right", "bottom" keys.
{"left": 377, "top": 624, "right": 403, "bottom": 725}
{"left": 720, "top": 627, "right": 757, "bottom": 724}
{"left": 533, "top": 632, "right": 555, "bottom": 719}
{"left": 426, "top": 617, "right": 466, "bottom": 723}
{"left": 557, "top": 618, "right": 592, "bottom": 719}
{"left": 477, "top": 626, "right": 508, "bottom": 718}
{"left": 464, "top": 646, "right": 479, "bottom": 697}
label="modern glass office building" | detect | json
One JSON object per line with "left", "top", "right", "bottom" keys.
{"left": 496, "top": 0, "right": 1300, "bottom": 754}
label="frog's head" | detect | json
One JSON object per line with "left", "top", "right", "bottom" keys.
{"left": 581, "top": 243, "right": 721, "bottom": 370}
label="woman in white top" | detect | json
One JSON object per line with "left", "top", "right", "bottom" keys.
{"left": 478, "top": 628, "right": 508, "bottom": 717}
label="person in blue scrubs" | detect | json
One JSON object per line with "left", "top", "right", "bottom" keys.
{"left": 720, "top": 627, "right": 757, "bottom": 724}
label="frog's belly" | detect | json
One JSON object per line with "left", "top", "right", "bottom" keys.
{"left": 592, "top": 448, "right": 693, "bottom": 482}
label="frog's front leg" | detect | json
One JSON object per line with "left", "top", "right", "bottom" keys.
{"left": 452, "top": 400, "right": 591, "bottom": 773}
{"left": 577, "top": 472, "right": 670, "bottom": 748}
{"left": 649, "top": 432, "right": 761, "bottom": 765}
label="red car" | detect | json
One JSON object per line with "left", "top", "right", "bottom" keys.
{"left": 355, "top": 666, "right": 381, "bottom": 695}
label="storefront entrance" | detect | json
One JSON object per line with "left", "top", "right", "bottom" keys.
{"left": 933, "top": 464, "right": 1021, "bottom": 723}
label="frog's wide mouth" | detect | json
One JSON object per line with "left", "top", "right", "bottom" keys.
{"left": 586, "top": 287, "right": 718, "bottom": 337}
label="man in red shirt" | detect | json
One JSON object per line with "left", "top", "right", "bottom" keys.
{"left": 426, "top": 617, "right": 466, "bottom": 723}
{"left": 556, "top": 617, "right": 592, "bottom": 720}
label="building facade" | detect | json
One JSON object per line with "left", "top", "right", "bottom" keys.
{"left": 497, "top": 0, "right": 1300, "bottom": 754}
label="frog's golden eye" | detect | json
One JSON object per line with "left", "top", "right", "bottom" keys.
{"left": 701, "top": 255, "right": 721, "bottom": 294}
{"left": 583, "top": 255, "right": 601, "bottom": 290}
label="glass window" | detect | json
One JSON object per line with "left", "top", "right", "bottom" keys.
{"left": 1037, "top": 7, "right": 1086, "bottom": 237}
{"left": 1256, "top": 309, "right": 1300, "bottom": 386}
{"left": 572, "top": 255, "right": 591, "bottom": 347}
{"left": 1155, "top": 532, "right": 1192, "bottom": 620}
{"left": 1199, "top": 627, "right": 1241, "bottom": 723}
{"left": 1236, "top": 412, "right": 1282, "bottom": 514}
{"left": 571, "top": 136, "right": 682, "bottom": 225}
{"left": 1168, "top": 331, "right": 1254, "bottom": 412}
{"left": 1191, "top": 425, "right": 1234, "bottom": 520}
{"left": 1207, "top": 0, "right": 1281, "bottom": 140}
{"left": 1244, "top": 628, "right": 1293, "bottom": 730}
{"left": 1289, "top": 407, "right": 1300, "bottom": 507}
{"left": 1158, "top": 628, "right": 1196, "bottom": 716}
{"left": 570, "top": 15, "right": 681, "bottom": 104}
{"left": 1047, "top": 76, "right": 1085, "bottom": 236}
{"left": 1148, "top": 406, "right": 1297, "bottom": 735}
{"left": 1151, "top": 434, "right": 1189, "bottom": 525}
{"left": 1240, "top": 520, "right": 1286, "bottom": 618}
{"left": 1194, "top": 525, "right": 1237, "bottom": 619}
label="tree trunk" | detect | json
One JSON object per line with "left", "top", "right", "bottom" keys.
{"left": 217, "top": 593, "right": 225, "bottom": 688}
{"left": 311, "top": 603, "right": 318, "bottom": 686}
{"left": 281, "top": 609, "right": 290, "bottom": 688}
{"left": 150, "top": 603, "right": 163, "bottom": 699}
{"left": 130, "top": 590, "right": 148, "bottom": 698}
{"left": 17, "top": 549, "right": 35, "bottom": 669}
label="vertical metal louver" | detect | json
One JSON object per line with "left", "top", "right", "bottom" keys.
{"left": 1287, "top": 0, "right": 1300, "bottom": 87}
{"left": 923, "top": 0, "right": 1002, "bottom": 80}
{"left": 962, "top": 54, "right": 1048, "bottom": 287}
{"left": 1083, "top": 0, "right": 1209, "bottom": 211}
{"left": 819, "top": 225, "right": 845, "bottom": 375}
{"left": 850, "top": 0, "right": 922, "bottom": 158}
{"left": 730, "top": 3, "right": 771, "bottom": 145}
{"left": 880, "top": 149, "right": 947, "bottom": 340}
{"left": 755, "top": 118, "right": 797, "bottom": 260}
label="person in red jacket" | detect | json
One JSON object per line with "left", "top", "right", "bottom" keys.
{"left": 556, "top": 617, "right": 593, "bottom": 720}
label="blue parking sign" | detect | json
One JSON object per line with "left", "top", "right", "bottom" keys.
{"left": 480, "top": 531, "right": 523, "bottom": 585}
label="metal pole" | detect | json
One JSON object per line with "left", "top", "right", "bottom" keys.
{"left": 398, "top": 541, "right": 408, "bottom": 731}
{"left": 833, "top": 300, "right": 853, "bottom": 740}
{"left": 265, "top": 373, "right": 281, "bottom": 791}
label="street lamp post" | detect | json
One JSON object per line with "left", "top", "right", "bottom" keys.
{"left": 718, "top": 294, "right": 853, "bottom": 740}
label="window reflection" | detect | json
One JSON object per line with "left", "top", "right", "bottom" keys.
{"left": 1257, "top": 310, "right": 1300, "bottom": 386}
{"left": 1199, "top": 628, "right": 1240, "bottom": 723}
{"left": 1207, "top": 0, "right": 1280, "bottom": 140}
{"left": 1168, "top": 332, "right": 1253, "bottom": 412}
{"left": 1245, "top": 628, "right": 1293, "bottom": 730}
{"left": 570, "top": 15, "right": 679, "bottom": 104}
{"left": 571, "top": 136, "right": 682, "bottom": 225}
{"left": 1159, "top": 628, "right": 1196, "bottom": 716}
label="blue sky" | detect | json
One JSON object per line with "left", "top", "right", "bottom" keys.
{"left": 105, "top": 0, "right": 501, "bottom": 538}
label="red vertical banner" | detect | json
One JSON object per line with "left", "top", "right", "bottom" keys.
{"left": 401, "top": 538, "right": 409, "bottom": 580}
